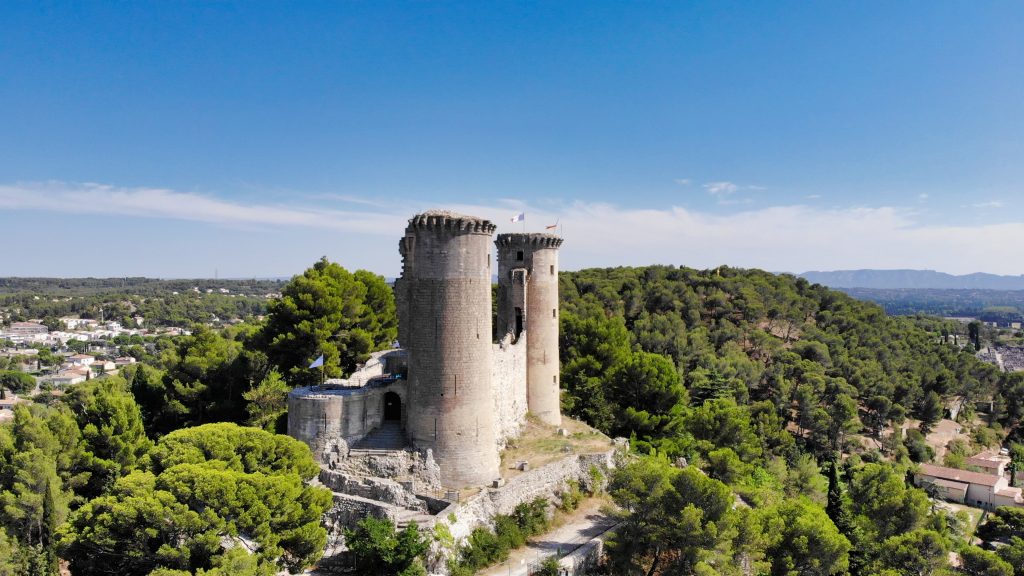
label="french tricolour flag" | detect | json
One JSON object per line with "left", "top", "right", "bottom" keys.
{"left": 510, "top": 212, "right": 525, "bottom": 223}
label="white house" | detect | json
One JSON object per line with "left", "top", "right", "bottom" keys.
{"left": 67, "top": 354, "right": 95, "bottom": 367}
{"left": 965, "top": 451, "right": 1011, "bottom": 476}
{"left": 114, "top": 357, "right": 137, "bottom": 367}
{"left": 90, "top": 360, "right": 116, "bottom": 374}
{"left": 917, "top": 463, "right": 1023, "bottom": 509}
{"left": 50, "top": 368, "right": 89, "bottom": 387}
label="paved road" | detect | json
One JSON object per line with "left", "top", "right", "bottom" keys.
{"left": 479, "top": 499, "right": 617, "bottom": 576}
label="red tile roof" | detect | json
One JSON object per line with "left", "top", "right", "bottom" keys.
{"left": 918, "top": 463, "right": 1002, "bottom": 487}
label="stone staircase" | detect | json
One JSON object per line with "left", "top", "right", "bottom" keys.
{"left": 351, "top": 421, "right": 407, "bottom": 451}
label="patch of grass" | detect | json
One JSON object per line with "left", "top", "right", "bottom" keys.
{"left": 499, "top": 416, "right": 611, "bottom": 479}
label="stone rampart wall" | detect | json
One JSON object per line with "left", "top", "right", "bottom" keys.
{"left": 558, "top": 527, "right": 614, "bottom": 575}
{"left": 287, "top": 349, "right": 409, "bottom": 461}
{"left": 492, "top": 333, "right": 528, "bottom": 445}
{"left": 446, "top": 450, "right": 616, "bottom": 542}
{"left": 287, "top": 380, "right": 407, "bottom": 459}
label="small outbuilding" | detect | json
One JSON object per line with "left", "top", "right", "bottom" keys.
{"left": 916, "top": 463, "right": 1022, "bottom": 509}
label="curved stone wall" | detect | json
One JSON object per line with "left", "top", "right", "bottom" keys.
{"left": 396, "top": 211, "right": 500, "bottom": 487}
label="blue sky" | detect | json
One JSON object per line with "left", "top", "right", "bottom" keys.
{"left": 1, "top": 2, "right": 1022, "bottom": 277}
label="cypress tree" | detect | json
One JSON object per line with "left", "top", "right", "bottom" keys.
{"left": 41, "top": 479, "right": 59, "bottom": 575}
{"left": 826, "top": 459, "right": 867, "bottom": 575}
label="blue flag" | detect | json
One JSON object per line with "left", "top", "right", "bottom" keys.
{"left": 309, "top": 354, "right": 324, "bottom": 369}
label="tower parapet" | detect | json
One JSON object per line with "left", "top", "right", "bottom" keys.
{"left": 495, "top": 233, "right": 563, "bottom": 426}
{"left": 395, "top": 210, "right": 499, "bottom": 487}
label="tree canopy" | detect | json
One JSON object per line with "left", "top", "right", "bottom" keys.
{"left": 259, "top": 257, "right": 397, "bottom": 385}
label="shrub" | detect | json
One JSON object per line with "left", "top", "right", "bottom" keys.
{"left": 513, "top": 498, "right": 549, "bottom": 535}
{"left": 536, "top": 555, "right": 562, "bottom": 576}
{"left": 451, "top": 498, "right": 552, "bottom": 572}
{"left": 559, "top": 480, "right": 583, "bottom": 512}
{"left": 588, "top": 465, "right": 605, "bottom": 495}
{"left": 904, "top": 429, "right": 934, "bottom": 463}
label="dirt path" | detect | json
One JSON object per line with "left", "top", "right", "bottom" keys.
{"left": 478, "top": 498, "right": 616, "bottom": 576}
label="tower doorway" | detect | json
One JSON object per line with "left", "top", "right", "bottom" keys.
{"left": 384, "top": 391, "right": 402, "bottom": 421}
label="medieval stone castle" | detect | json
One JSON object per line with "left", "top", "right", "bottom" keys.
{"left": 288, "top": 210, "right": 564, "bottom": 488}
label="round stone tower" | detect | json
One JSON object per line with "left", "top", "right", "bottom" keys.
{"left": 395, "top": 211, "right": 500, "bottom": 487}
{"left": 495, "top": 233, "right": 564, "bottom": 426}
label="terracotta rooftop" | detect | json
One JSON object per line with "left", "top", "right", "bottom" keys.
{"left": 918, "top": 463, "right": 1003, "bottom": 487}
{"left": 995, "top": 487, "right": 1022, "bottom": 499}
{"left": 965, "top": 455, "right": 1007, "bottom": 468}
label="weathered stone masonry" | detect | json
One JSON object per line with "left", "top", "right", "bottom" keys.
{"left": 496, "top": 233, "right": 564, "bottom": 426}
{"left": 394, "top": 212, "right": 501, "bottom": 487}
{"left": 288, "top": 211, "right": 564, "bottom": 489}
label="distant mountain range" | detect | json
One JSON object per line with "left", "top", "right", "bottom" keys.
{"left": 799, "top": 269, "right": 1024, "bottom": 291}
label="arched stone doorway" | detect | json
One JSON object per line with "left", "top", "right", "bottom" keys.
{"left": 383, "top": 391, "right": 401, "bottom": 421}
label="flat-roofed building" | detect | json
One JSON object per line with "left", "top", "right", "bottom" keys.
{"left": 67, "top": 354, "right": 95, "bottom": 367}
{"left": 50, "top": 368, "right": 88, "bottom": 387}
{"left": 7, "top": 322, "right": 48, "bottom": 336}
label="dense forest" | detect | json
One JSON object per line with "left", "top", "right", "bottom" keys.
{"left": 557, "top": 265, "right": 1024, "bottom": 575}
{"left": 4, "top": 261, "right": 1024, "bottom": 575}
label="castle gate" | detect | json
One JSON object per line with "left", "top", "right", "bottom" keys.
{"left": 384, "top": 391, "right": 402, "bottom": 421}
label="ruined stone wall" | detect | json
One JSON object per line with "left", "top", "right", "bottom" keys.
{"left": 495, "top": 261, "right": 527, "bottom": 341}
{"left": 396, "top": 211, "right": 500, "bottom": 487}
{"left": 317, "top": 448, "right": 618, "bottom": 575}
{"left": 492, "top": 333, "right": 528, "bottom": 445}
{"left": 330, "top": 448, "right": 442, "bottom": 494}
{"left": 495, "top": 233, "right": 564, "bottom": 426}
{"left": 445, "top": 450, "right": 616, "bottom": 542}
{"left": 558, "top": 528, "right": 613, "bottom": 575}
{"left": 319, "top": 469, "right": 426, "bottom": 512}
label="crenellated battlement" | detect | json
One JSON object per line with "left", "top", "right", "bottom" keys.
{"left": 406, "top": 210, "right": 497, "bottom": 235}
{"left": 495, "top": 232, "right": 563, "bottom": 249}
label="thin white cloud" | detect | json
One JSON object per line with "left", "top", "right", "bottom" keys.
{"left": 805, "top": 194, "right": 822, "bottom": 200}
{"left": 918, "top": 193, "right": 929, "bottom": 200}
{"left": 703, "top": 181, "right": 739, "bottom": 195}
{"left": 674, "top": 178, "right": 691, "bottom": 186}
{"left": 972, "top": 201, "right": 1004, "bottom": 208}
{"left": 310, "top": 193, "right": 394, "bottom": 209}
{"left": 0, "top": 182, "right": 405, "bottom": 234}
{"left": 5, "top": 181, "right": 1024, "bottom": 277}
{"left": 443, "top": 200, "right": 1024, "bottom": 276}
